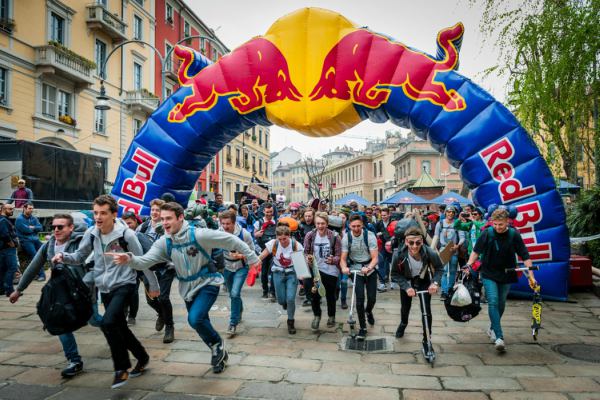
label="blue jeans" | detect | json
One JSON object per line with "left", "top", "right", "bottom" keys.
{"left": 441, "top": 254, "right": 459, "bottom": 295}
{"left": 58, "top": 332, "right": 82, "bottom": 364}
{"left": 482, "top": 278, "right": 511, "bottom": 340}
{"left": 224, "top": 267, "right": 248, "bottom": 326}
{"left": 0, "top": 247, "right": 18, "bottom": 294}
{"left": 272, "top": 270, "right": 298, "bottom": 320}
{"left": 21, "top": 239, "right": 44, "bottom": 279}
{"left": 377, "top": 250, "right": 392, "bottom": 284}
{"left": 185, "top": 285, "right": 221, "bottom": 347}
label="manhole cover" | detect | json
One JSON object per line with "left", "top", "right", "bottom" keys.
{"left": 343, "top": 337, "right": 391, "bottom": 352}
{"left": 553, "top": 344, "right": 600, "bottom": 363}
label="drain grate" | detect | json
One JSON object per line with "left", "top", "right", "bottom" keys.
{"left": 344, "top": 337, "right": 388, "bottom": 352}
{"left": 553, "top": 344, "right": 600, "bottom": 363}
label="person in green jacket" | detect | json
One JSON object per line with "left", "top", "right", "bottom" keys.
{"left": 453, "top": 207, "right": 486, "bottom": 254}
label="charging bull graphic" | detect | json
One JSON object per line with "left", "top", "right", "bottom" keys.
{"left": 112, "top": 8, "right": 570, "bottom": 300}
{"left": 168, "top": 38, "right": 302, "bottom": 122}
{"left": 310, "top": 23, "right": 466, "bottom": 111}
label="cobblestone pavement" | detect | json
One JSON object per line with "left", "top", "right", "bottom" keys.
{"left": 1, "top": 279, "right": 599, "bottom": 400}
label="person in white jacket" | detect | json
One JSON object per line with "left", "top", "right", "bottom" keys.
{"left": 109, "top": 202, "right": 260, "bottom": 374}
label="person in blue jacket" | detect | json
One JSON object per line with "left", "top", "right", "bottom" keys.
{"left": 15, "top": 203, "right": 44, "bottom": 281}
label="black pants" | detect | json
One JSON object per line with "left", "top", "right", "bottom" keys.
{"left": 261, "top": 254, "right": 275, "bottom": 296}
{"left": 400, "top": 277, "right": 432, "bottom": 341}
{"left": 352, "top": 272, "right": 378, "bottom": 329}
{"left": 144, "top": 267, "right": 176, "bottom": 326}
{"left": 100, "top": 284, "right": 148, "bottom": 371}
{"left": 305, "top": 271, "right": 338, "bottom": 318}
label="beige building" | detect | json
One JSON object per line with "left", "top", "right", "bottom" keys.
{"left": 272, "top": 160, "right": 311, "bottom": 204}
{"left": 392, "top": 134, "right": 462, "bottom": 195}
{"left": 221, "top": 125, "right": 271, "bottom": 202}
{"left": 0, "top": 0, "right": 158, "bottom": 184}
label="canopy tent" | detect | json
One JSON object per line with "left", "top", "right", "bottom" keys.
{"left": 334, "top": 193, "right": 371, "bottom": 206}
{"left": 380, "top": 190, "right": 429, "bottom": 205}
{"left": 430, "top": 191, "right": 472, "bottom": 205}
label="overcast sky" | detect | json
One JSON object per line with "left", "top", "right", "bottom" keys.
{"left": 190, "top": 0, "right": 506, "bottom": 157}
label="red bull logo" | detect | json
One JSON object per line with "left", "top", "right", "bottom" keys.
{"left": 309, "top": 23, "right": 466, "bottom": 111}
{"left": 168, "top": 38, "right": 302, "bottom": 122}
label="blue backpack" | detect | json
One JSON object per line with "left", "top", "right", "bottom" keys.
{"left": 165, "top": 226, "right": 222, "bottom": 281}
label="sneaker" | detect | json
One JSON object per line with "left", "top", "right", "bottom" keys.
{"left": 366, "top": 311, "right": 375, "bottom": 326}
{"left": 440, "top": 293, "right": 448, "bottom": 301}
{"left": 302, "top": 299, "right": 311, "bottom": 307}
{"left": 227, "top": 325, "right": 237, "bottom": 338}
{"left": 155, "top": 315, "right": 165, "bottom": 332}
{"left": 262, "top": 293, "right": 269, "bottom": 299}
{"left": 61, "top": 361, "right": 83, "bottom": 378}
{"left": 210, "top": 341, "right": 228, "bottom": 373}
{"left": 111, "top": 370, "right": 129, "bottom": 389}
{"left": 269, "top": 293, "right": 276, "bottom": 303}
{"left": 327, "top": 317, "right": 335, "bottom": 328}
{"left": 494, "top": 338, "right": 506, "bottom": 353}
{"left": 311, "top": 316, "right": 321, "bottom": 332}
{"left": 341, "top": 301, "right": 348, "bottom": 310}
{"left": 287, "top": 319, "right": 296, "bottom": 335}
{"left": 299, "top": 287, "right": 306, "bottom": 296}
{"left": 395, "top": 323, "right": 407, "bottom": 338}
{"left": 127, "top": 317, "right": 136, "bottom": 326}
{"left": 356, "top": 328, "right": 367, "bottom": 341}
{"left": 486, "top": 328, "right": 497, "bottom": 342}
{"left": 377, "top": 283, "right": 387, "bottom": 293}
{"left": 390, "top": 282, "right": 400, "bottom": 290}
{"left": 129, "top": 356, "right": 149, "bottom": 377}
{"left": 163, "top": 325, "right": 175, "bottom": 343}
{"left": 36, "top": 276, "right": 46, "bottom": 282}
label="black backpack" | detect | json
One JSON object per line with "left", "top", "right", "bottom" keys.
{"left": 444, "top": 271, "right": 482, "bottom": 323}
{"left": 37, "top": 266, "right": 93, "bottom": 335}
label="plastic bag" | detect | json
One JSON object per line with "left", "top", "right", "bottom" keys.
{"left": 450, "top": 283, "right": 472, "bottom": 306}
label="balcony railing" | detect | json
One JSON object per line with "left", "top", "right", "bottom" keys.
{"left": 125, "top": 90, "right": 159, "bottom": 114}
{"left": 34, "top": 44, "right": 94, "bottom": 86}
{"left": 86, "top": 4, "right": 127, "bottom": 42}
{"left": 0, "top": 17, "right": 15, "bottom": 34}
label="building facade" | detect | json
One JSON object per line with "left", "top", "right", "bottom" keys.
{"left": 221, "top": 125, "right": 271, "bottom": 202}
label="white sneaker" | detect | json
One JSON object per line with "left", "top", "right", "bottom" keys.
{"left": 390, "top": 282, "right": 400, "bottom": 290}
{"left": 494, "top": 338, "right": 506, "bottom": 353}
{"left": 486, "top": 328, "right": 496, "bottom": 342}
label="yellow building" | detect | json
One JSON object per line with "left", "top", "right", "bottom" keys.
{"left": 221, "top": 125, "right": 271, "bottom": 202}
{"left": 0, "top": 0, "right": 157, "bottom": 184}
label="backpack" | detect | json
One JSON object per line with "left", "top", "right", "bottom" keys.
{"left": 165, "top": 226, "right": 223, "bottom": 280}
{"left": 444, "top": 271, "right": 482, "bottom": 322}
{"left": 36, "top": 266, "right": 93, "bottom": 335}
{"left": 271, "top": 238, "right": 298, "bottom": 257}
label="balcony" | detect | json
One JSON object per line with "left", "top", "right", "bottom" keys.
{"left": 0, "top": 17, "right": 15, "bottom": 34}
{"left": 86, "top": 4, "right": 127, "bottom": 42}
{"left": 34, "top": 44, "right": 95, "bottom": 88}
{"left": 125, "top": 89, "right": 159, "bottom": 115}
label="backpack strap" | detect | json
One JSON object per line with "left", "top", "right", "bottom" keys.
{"left": 362, "top": 228, "right": 369, "bottom": 249}
{"left": 118, "top": 231, "right": 129, "bottom": 252}
{"left": 271, "top": 240, "right": 278, "bottom": 258}
{"left": 166, "top": 226, "right": 211, "bottom": 260}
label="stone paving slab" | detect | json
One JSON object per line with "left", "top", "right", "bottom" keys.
{"left": 0, "top": 279, "right": 599, "bottom": 399}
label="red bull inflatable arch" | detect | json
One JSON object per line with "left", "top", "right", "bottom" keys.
{"left": 112, "top": 8, "right": 570, "bottom": 300}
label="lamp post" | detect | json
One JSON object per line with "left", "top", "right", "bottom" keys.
{"left": 440, "top": 171, "right": 451, "bottom": 193}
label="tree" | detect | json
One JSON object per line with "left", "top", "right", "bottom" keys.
{"left": 472, "top": 0, "right": 599, "bottom": 185}
{"left": 302, "top": 158, "right": 328, "bottom": 201}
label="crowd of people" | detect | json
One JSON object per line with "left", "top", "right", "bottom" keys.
{"left": 0, "top": 190, "right": 537, "bottom": 389}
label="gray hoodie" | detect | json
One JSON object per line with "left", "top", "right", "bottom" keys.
{"left": 18, "top": 220, "right": 88, "bottom": 293}
{"left": 127, "top": 221, "right": 259, "bottom": 302}
{"left": 219, "top": 224, "right": 255, "bottom": 272}
{"left": 62, "top": 219, "right": 159, "bottom": 293}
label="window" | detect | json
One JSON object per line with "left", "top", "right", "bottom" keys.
{"left": 422, "top": 160, "right": 431, "bottom": 174}
{"left": 210, "top": 157, "right": 216, "bottom": 173}
{"left": 95, "top": 39, "right": 107, "bottom": 78}
{"left": 379, "top": 161, "right": 383, "bottom": 177}
{"left": 95, "top": 109, "right": 106, "bottom": 133}
{"left": 379, "top": 188, "right": 383, "bottom": 201}
{"left": 184, "top": 20, "right": 190, "bottom": 38}
{"left": 373, "top": 162, "right": 377, "bottom": 177}
{"left": 235, "top": 183, "right": 240, "bottom": 192}
{"left": 265, "top": 162, "right": 268, "bottom": 176}
{"left": 0, "top": 0, "right": 11, "bottom": 20}
{"left": 373, "top": 190, "right": 377, "bottom": 202}
{"left": 165, "top": 43, "right": 173, "bottom": 71}
{"left": 0, "top": 66, "right": 7, "bottom": 106}
{"left": 407, "top": 162, "right": 411, "bottom": 176}
{"left": 57, "top": 90, "right": 71, "bottom": 117}
{"left": 244, "top": 152, "right": 249, "bottom": 168}
{"left": 133, "top": 15, "right": 142, "bottom": 40}
{"left": 131, "top": 0, "right": 143, "bottom": 6}
{"left": 259, "top": 130, "right": 262, "bottom": 145}
{"left": 133, "top": 62, "right": 142, "bottom": 90}
{"left": 41, "top": 84, "right": 56, "bottom": 117}
{"left": 235, "top": 148, "right": 240, "bottom": 167}
{"left": 165, "top": 3, "right": 173, "bottom": 23}
{"left": 97, "top": 0, "right": 108, "bottom": 6}
{"left": 133, "top": 118, "right": 142, "bottom": 135}
{"left": 252, "top": 155, "right": 256, "bottom": 172}
{"left": 50, "top": 12, "right": 65, "bottom": 44}
{"left": 165, "top": 86, "right": 172, "bottom": 98}
{"left": 259, "top": 159, "right": 263, "bottom": 174}
{"left": 265, "top": 132, "right": 269, "bottom": 149}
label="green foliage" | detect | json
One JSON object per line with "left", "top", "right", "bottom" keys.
{"left": 567, "top": 187, "right": 600, "bottom": 265}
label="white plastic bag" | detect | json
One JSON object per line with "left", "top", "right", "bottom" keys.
{"left": 450, "top": 283, "right": 472, "bottom": 307}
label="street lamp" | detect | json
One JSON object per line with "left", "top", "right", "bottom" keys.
{"left": 95, "top": 35, "right": 228, "bottom": 111}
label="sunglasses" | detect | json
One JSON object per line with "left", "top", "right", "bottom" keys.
{"left": 52, "top": 225, "right": 65, "bottom": 231}
{"left": 407, "top": 240, "right": 423, "bottom": 246}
